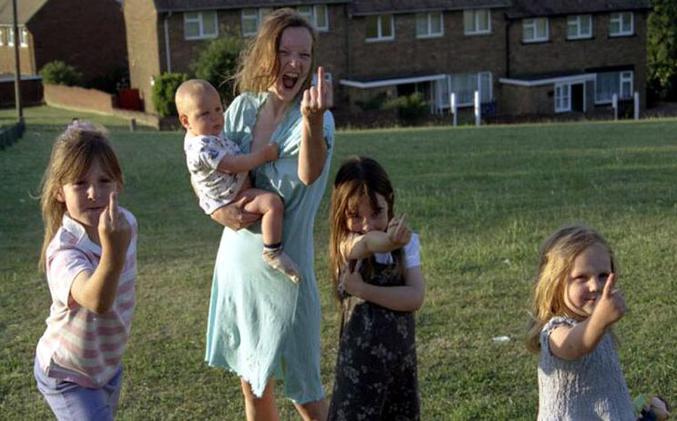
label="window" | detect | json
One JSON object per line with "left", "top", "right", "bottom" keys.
{"left": 449, "top": 72, "right": 493, "bottom": 106}
{"left": 184, "top": 11, "right": 218, "bottom": 40}
{"left": 522, "top": 18, "right": 549, "bottom": 42}
{"left": 464, "top": 9, "right": 491, "bottom": 35}
{"left": 0, "top": 28, "right": 4, "bottom": 46}
{"left": 567, "top": 15, "right": 592, "bottom": 39}
{"left": 298, "top": 5, "right": 329, "bottom": 31}
{"left": 609, "top": 12, "right": 633, "bottom": 37}
{"left": 555, "top": 83, "right": 571, "bottom": 112}
{"left": 7, "top": 27, "right": 14, "bottom": 46}
{"left": 416, "top": 12, "right": 443, "bottom": 38}
{"left": 366, "top": 15, "right": 394, "bottom": 41}
{"left": 20, "top": 27, "right": 28, "bottom": 47}
{"left": 620, "top": 71, "right": 633, "bottom": 98}
{"left": 242, "top": 8, "right": 274, "bottom": 36}
{"left": 595, "top": 70, "right": 634, "bottom": 103}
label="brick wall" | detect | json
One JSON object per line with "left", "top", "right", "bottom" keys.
{"left": 508, "top": 11, "right": 648, "bottom": 109}
{"left": 28, "top": 0, "right": 127, "bottom": 84}
{"left": 44, "top": 84, "right": 116, "bottom": 113}
{"left": 346, "top": 10, "right": 507, "bottom": 80}
{"left": 125, "top": 0, "right": 162, "bottom": 114}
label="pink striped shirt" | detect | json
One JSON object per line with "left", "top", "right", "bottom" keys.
{"left": 36, "top": 209, "right": 137, "bottom": 388}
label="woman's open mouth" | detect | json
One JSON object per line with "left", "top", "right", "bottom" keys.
{"left": 282, "top": 73, "right": 299, "bottom": 90}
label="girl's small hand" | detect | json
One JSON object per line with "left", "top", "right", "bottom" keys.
{"left": 387, "top": 214, "right": 412, "bottom": 248}
{"left": 98, "top": 192, "right": 131, "bottom": 259}
{"left": 342, "top": 260, "right": 365, "bottom": 298}
{"left": 301, "top": 66, "right": 333, "bottom": 121}
{"left": 593, "top": 273, "right": 626, "bottom": 327}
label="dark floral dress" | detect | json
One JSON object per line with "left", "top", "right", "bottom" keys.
{"left": 328, "top": 257, "right": 420, "bottom": 421}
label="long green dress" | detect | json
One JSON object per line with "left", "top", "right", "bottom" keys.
{"left": 205, "top": 92, "right": 334, "bottom": 403}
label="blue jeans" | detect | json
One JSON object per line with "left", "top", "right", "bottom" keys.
{"left": 34, "top": 358, "right": 123, "bottom": 421}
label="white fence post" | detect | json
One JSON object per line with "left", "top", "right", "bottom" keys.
{"left": 612, "top": 93, "right": 618, "bottom": 121}
{"left": 634, "top": 91, "right": 640, "bottom": 120}
{"left": 450, "top": 93, "right": 457, "bottom": 127}
{"left": 474, "top": 90, "right": 481, "bottom": 127}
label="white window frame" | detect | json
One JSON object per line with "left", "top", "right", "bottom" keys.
{"left": 609, "top": 12, "right": 633, "bottom": 37}
{"left": 298, "top": 5, "right": 329, "bottom": 32}
{"left": 366, "top": 14, "right": 395, "bottom": 42}
{"left": 555, "top": 83, "right": 572, "bottom": 113}
{"left": 20, "top": 27, "right": 28, "bottom": 47}
{"left": 8, "top": 27, "right": 15, "bottom": 47}
{"left": 567, "top": 15, "right": 592, "bottom": 40}
{"left": 184, "top": 11, "right": 218, "bottom": 40}
{"left": 448, "top": 71, "right": 493, "bottom": 107}
{"left": 241, "top": 8, "right": 258, "bottom": 37}
{"left": 463, "top": 9, "right": 491, "bottom": 35}
{"left": 0, "top": 28, "right": 4, "bottom": 47}
{"left": 416, "top": 12, "right": 443, "bottom": 38}
{"left": 522, "top": 18, "right": 549, "bottom": 43}
{"left": 594, "top": 70, "right": 634, "bottom": 104}
{"left": 620, "top": 71, "right": 633, "bottom": 98}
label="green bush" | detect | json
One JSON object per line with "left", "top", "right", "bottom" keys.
{"left": 191, "top": 33, "right": 244, "bottom": 105}
{"left": 384, "top": 93, "right": 429, "bottom": 125}
{"left": 356, "top": 92, "right": 388, "bottom": 111}
{"left": 39, "top": 61, "right": 83, "bottom": 86}
{"left": 152, "top": 72, "right": 187, "bottom": 117}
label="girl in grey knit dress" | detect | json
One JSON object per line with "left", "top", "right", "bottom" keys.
{"left": 526, "top": 225, "right": 669, "bottom": 421}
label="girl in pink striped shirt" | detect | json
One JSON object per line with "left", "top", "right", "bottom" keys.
{"left": 34, "top": 121, "right": 137, "bottom": 420}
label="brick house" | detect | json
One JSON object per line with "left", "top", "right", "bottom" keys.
{"left": 0, "top": 0, "right": 127, "bottom": 89}
{"left": 499, "top": 0, "right": 651, "bottom": 117}
{"left": 123, "top": 0, "right": 650, "bottom": 119}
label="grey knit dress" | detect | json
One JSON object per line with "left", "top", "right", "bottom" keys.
{"left": 537, "top": 316, "right": 635, "bottom": 420}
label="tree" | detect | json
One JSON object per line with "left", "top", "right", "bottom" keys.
{"left": 152, "top": 72, "right": 187, "bottom": 117}
{"left": 191, "top": 33, "right": 245, "bottom": 105}
{"left": 647, "top": 0, "right": 677, "bottom": 101}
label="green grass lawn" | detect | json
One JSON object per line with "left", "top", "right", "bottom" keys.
{"left": 1, "top": 109, "right": 676, "bottom": 419}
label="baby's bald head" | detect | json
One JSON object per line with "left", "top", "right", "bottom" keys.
{"left": 175, "top": 79, "right": 219, "bottom": 116}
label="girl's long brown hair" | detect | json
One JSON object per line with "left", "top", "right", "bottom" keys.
{"left": 525, "top": 224, "right": 616, "bottom": 352}
{"left": 38, "top": 123, "right": 123, "bottom": 271}
{"left": 234, "top": 8, "right": 317, "bottom": 96}
{"left": 329, "top": 157, "right": 402, "bottom": 300}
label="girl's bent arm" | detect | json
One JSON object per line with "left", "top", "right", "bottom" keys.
{"left": 70, "top": 252, "right": 126, "bottom": 314}
{"left": 548, "top": 316, "right": 608, "bottom": 360}
{"left": 70, "top": 193, "right": 131, "bottom": 314}
{"left": 346, "top": 231, "right": 403, "bottom": 260}
{"left": 346, "top": 266, "right": 425, "bottom": 312}
{"left": 548, "top": 273, "right": 625, "bottom": 360}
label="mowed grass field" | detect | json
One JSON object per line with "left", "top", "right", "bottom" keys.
{"left": 1, "top": 107, "right": 676, "bottom": 419}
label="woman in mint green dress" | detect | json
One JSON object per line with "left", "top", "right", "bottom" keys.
{"left": 204, "top": 9, "right": 333, "bottom": 420}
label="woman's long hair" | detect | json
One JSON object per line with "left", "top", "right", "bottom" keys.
{"left": 525, "top": 224, "right": 616, "bottom": 352}
{"left": 234, "top": 8, "right": 317, "bottom": 96}
{"left": 329, "top": 156, "right": 402, "bottom": 300}
{"left": 38, "top": 122, "right": 123, "bottom": 271}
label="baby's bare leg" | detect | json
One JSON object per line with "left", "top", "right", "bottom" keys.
{"left": 240, "top": 188, "right": 283, "bottom": 246}
{"left": 240, "top": 188, "right": 301, "bottom": 284}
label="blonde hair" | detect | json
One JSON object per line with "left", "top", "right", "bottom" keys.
{"left": 329, "top": 157, "right": 402, "bottom": 300}
{"left": 234, "top": 8, "right": 317, "bottom": 96}
{"left": 526, "top": 224, "right": 616, "bottom": 352}
{"left": 38, "top": 122, "right": 123, "bottom": 271}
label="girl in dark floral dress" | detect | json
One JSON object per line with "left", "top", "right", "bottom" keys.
{"left": 328, "top": 157, "right": 425, "bottom": 420}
